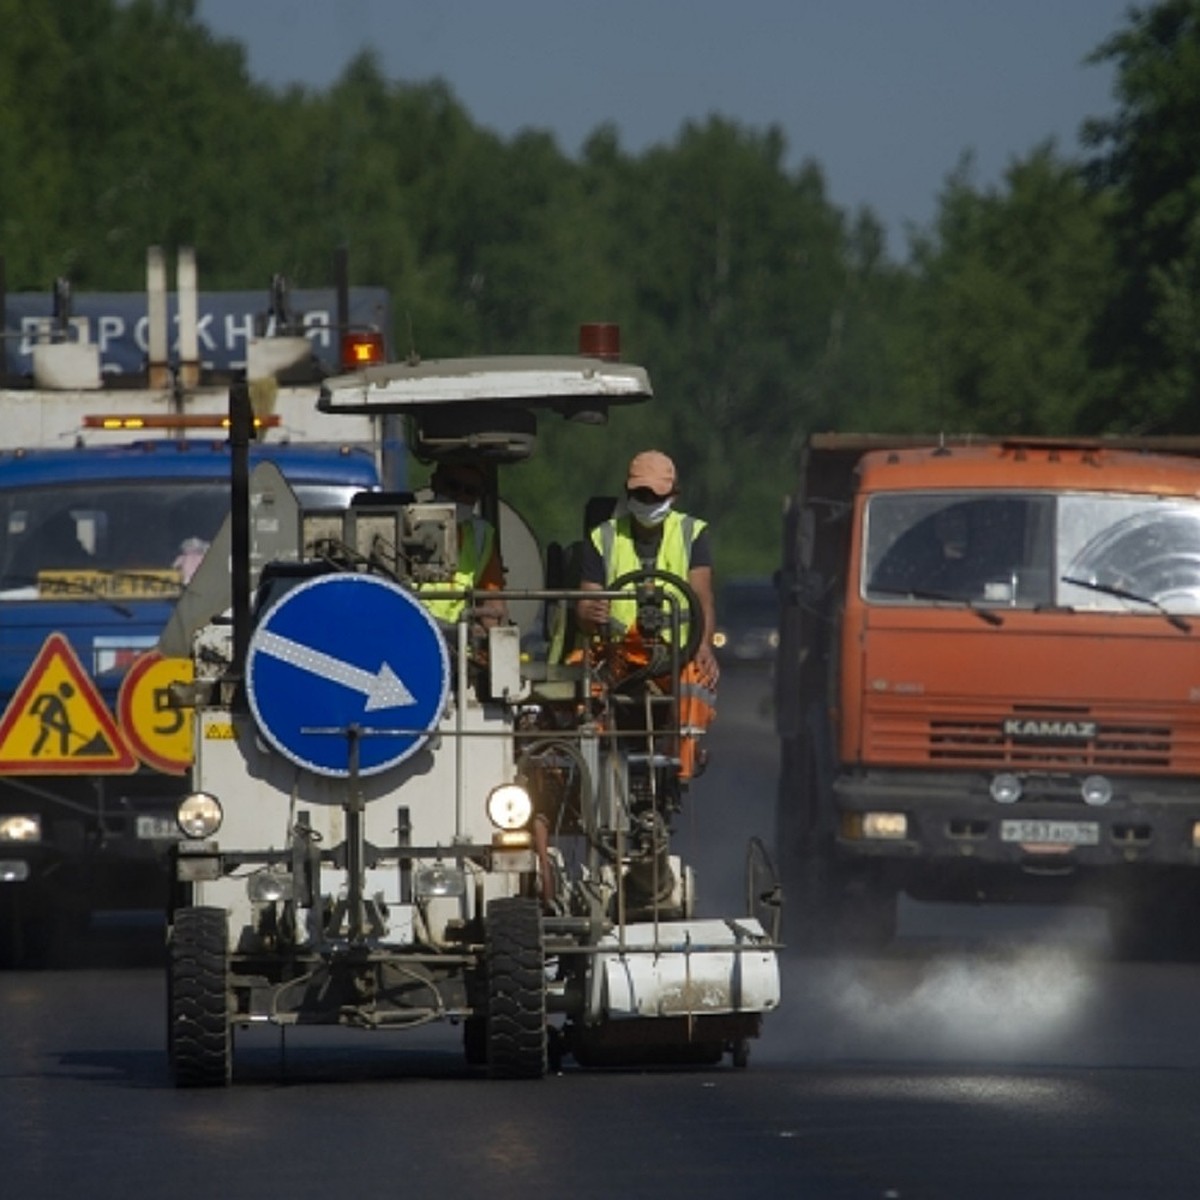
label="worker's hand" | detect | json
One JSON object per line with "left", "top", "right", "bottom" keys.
{"left": 577, "top": 595, "right": 610, "bottom": 628}
{"left": 471, "top": 601, "right": 507, "bottom": 634}
{"left": 694, "top": 642, "right": 720, "bottom": 689}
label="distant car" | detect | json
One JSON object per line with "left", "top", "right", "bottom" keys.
{"left": 713, "top": 576, "right": 779, "bottom": 665}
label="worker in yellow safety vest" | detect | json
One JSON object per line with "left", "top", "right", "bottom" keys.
{"left": 575, "top": 450, "right": 719, "bottom": 779}
{"left": 420, "top": 461, "right": 508, "bottom": 632}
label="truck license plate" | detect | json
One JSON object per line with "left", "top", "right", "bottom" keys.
{"left": 136, "top": 816, "right": 177, "bottom": 840}
{"left": 1000, "top": 819, "right": 1099, "bottom": 846}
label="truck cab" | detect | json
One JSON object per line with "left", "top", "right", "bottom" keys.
{"left": 0, "top": 247, "right": 390, "bottom": 965}
{"left": 776, "top": 434, "right": 1200, "bottom": 954}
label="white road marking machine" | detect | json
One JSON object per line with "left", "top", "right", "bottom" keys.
{"left": 165, "top": 335, "right": 780, "bottom": 1084}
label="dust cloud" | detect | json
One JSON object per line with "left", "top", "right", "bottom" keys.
{"left": 776, "top": 918, "right": 1108, "bottom": 1065}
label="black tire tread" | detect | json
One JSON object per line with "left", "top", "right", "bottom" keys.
{"left": 169, "top": 905, "right": 231, "bottom": 1088}
{"left": 485, "top": 897, "right": 547, "bottom": 1079}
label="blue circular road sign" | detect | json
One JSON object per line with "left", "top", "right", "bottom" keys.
{"left": 246, "top": 573, "right": 450, "bottom": 777}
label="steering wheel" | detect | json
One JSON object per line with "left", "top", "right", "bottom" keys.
{"left": 607, "top": 568, "right": 704, "bottom": 667}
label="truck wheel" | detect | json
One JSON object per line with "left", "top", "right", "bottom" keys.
{"left": 1108, "top": 886, "right": 1200, "bottom": 962}
{"left": 168, "top": 906, "right": 231, "bottom": 1087}
{"left": 0, "top": 892, "right": 25, "bottom": 969}
{"left": 0, "top": 888, "right": 58, "bottom": 969}
{"left": 836, "top": 872, "right": 898, "bottom": 951}
{"left": 485, "top": 897, "right": 547, "bottom": 1079}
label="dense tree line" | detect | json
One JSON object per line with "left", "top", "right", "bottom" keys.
{"left": 3, "top": 0, "right": 1200, "bottom": 570}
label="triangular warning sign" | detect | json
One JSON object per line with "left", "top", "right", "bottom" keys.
{"left": 0, "top": 633, "right": 137, "bottom": 774}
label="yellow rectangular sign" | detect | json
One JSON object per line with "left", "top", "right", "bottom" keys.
{"left": 37, "top": 569, "right": 182, "bottom": 599}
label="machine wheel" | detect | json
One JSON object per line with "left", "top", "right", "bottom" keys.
{"left": 168, "top": 906, "right": 231, "bottom": 1087}
{"left": 731, "top": 1038, "right": 750, "bottom": 1069}
{"left": 485, "top": 897, "right": 547, "bottom": 1079}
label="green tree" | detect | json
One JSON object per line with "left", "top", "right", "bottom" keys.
{"left": 1085, "top": 0, "right": 1200, "bottom": 431}
{"left": 889, "top": 147, "right": 1114, "bottom": 434}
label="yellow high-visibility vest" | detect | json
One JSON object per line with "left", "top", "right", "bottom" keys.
{"left": 591, "top": 511, "right": 704, "bottom": 645}
{"left": 419, "top": 519, "right": 495, "bottom": 623}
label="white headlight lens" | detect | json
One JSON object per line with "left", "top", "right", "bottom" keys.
{"left": 1081, "top": 775, "right": 1113, "bottom": 807}
{"left": 0, "top": 814, "right": 41, "bottom": 843}
{"left": 486, "top": 782, "right": 533, "bottom": 831}
{"left": 176, "top": 792, "right": 223, "bottom": 839}
{"left": 247, "top": 869, "right": 293, "bottom": 903}
{"left": 861, "top": 811, "right": 908, "bottom": 840}
{"left": 990, "top": 774, "right": 1023, "bottom": 804}
{"left": 414, "top": 864, "right": 466, "bottom": 897}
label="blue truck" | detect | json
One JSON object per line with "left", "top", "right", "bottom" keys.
{"left": 0, "top": 248, "right": 391, "bottom": 964}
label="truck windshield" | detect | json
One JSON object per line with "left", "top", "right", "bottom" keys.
{"left": 0, "top": 481, "right": 363, "bottom": 599}
{"left": 864, "top": 491, "right": 1200, "bottom": 614}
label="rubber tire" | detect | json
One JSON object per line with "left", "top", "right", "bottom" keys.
{"left": 485, "top": 897, "right": 547, "bottom": 1079}
{"left": 168, "top": 906, "right": 231, "bottom": 1087}
{"left": 0, "top": 891, "right": 24, "bottom": 970}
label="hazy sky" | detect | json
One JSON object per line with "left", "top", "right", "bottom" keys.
{"left": 195, "top": 0, "right": 1130, "bottom": 257}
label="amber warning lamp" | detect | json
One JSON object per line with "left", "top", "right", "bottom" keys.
{"left": 341, "top": 330, "right": 386, "bottom": 371}
{"left": 578, "top": 323, "right": 620, "bottom": 361}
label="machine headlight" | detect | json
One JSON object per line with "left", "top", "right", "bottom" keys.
{"left": 414, "top": 863, "right": 466, "bottom": 898}
{"left": 990, "top": 773, "right": 1023, "bottom": 805}
{"left": 176, "top": 792, "right": 223, "bottom": 839}
{"left": 486, "top": 782, "right": 533, "bottom": 831}
{"left": 1081, "top": 775, "right": 1113, "bottom": 807}
{"left": 0, "top": 814, "right": 41, "bottom": 843}
{"left": 247, "top": 868, "right": 293, "bottom": 903}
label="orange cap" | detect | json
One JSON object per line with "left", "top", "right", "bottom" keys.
{"left": 626, "top": 450, "right": 676, "bottom": 495}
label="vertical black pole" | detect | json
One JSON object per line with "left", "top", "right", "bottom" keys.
{"left": 230, "top": 381, "right": 253, "bottom": 670}
{"left": 334, "top": 245, "right": 349, "bottom": 349}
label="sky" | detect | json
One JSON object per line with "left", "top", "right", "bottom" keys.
{"left": 195, "top": 0, "right": 1132, "bottom": 258}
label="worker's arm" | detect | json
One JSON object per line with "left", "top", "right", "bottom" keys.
{"left": 689, "top": 562, "right": 720, "bottom": 687}
{"left": 473, "top": 539, "right": 508, "bottom": 629}
{"left": 575, "top": 537, "right": 609, "bottom": 631}
{"left": 575, "top": 579, "right": 610, "bottom": 631}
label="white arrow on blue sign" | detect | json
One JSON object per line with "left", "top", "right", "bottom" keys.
{"left": 246, "top": 573, "right": 450, "bottom": 777}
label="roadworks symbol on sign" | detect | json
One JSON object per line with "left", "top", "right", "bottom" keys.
{"left": 0, "top": 633, "right": 137, "bottom": 774}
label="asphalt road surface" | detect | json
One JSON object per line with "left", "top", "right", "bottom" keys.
{"left": 6, "top": 667, "right": 1200, "bottom": 1199}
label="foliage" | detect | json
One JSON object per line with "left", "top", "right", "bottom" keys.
{"left": 891, "top": 147, "right": 1115, "bottom": 434}
{"left": 1085, "top": 0, "right": 1200, "bottom": 430}
{"left": 5, "top": 1, "right": 1200, "bottom": 571}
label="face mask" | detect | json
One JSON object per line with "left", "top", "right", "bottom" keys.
{"left": 627, "top": 496, "right": 673, "bottom": 527}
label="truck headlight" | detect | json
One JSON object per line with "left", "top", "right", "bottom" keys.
{"left": 861, "top": 811, "right": 908, "bottom": 840}
{"left": 177, "top": 792, "right": 223, "bottom": 839}
{"left": 842, "top": 811, "right": 908, "bottom": 840}
{"left": 0, "top": 814, "right": 41, "bottom": 843}
{"left": 486, "top": 782, "right": 533, "bottom": 831}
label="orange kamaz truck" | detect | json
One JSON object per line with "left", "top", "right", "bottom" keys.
{"left": 774, "top": 433, "right": 1200, "bottom": 954}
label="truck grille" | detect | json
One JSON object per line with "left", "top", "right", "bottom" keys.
{"left": 865, "top": 706, "right": 1180, "bottom": 771}
{"left": 929, "top": 716, "right": 1170, "bottom": 769}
